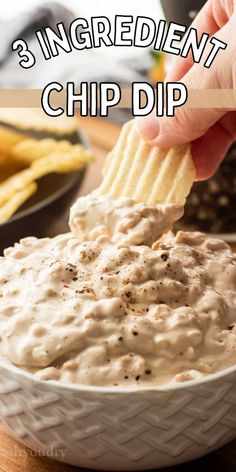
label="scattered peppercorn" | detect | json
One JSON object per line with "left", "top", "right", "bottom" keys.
{"left": 161, "top": 253, "right": 168, "bottom": 262}
{"left": 227, "top": 325, "right": 234, "bottom": 331}
{"left": 145, "top": 369, "right": 152, "bottom": 375}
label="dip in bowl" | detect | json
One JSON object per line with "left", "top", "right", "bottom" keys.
{"left": 0, "top": 194, "right": 236, "bottom": 469}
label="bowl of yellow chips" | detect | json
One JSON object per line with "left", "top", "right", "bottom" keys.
{"left": 0, "top": 109, "right": 93, "bottom": 253}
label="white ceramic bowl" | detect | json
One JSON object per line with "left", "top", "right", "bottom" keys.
{"left": 0, "top": 360, "right": 236, "bottom": 470}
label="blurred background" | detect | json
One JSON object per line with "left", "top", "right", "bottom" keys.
{"left": 0, "top": 0, "right": 164, "bottom": 90}
{"left": 0, "top": 0, "right": 207, "bottom": 90}
{"left": 0, "top": 0, "right": 205, "bottom": 123}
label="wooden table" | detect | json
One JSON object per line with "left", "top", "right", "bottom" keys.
{"left": 0, "top": 117, "right": 236, "bottom": 472}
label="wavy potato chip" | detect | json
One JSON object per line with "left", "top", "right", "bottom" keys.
{"left": 0, "top": 109, "right": 93, "bottom": 223}
{"left": 0, "top": 161, "right": 24, "bottom": 183}
{"left": 0, "top": 152, "right": 11, "bottom": 167}
{"left": 0, "top": 182, "right": 37, "bottom": 224}
{"left": 31, "top": 148, "right": 93, "bottom": 175}
{"left": 0, "top": 168, "right": 34, "bottom": 206}
{"left": 0, "top": 126, "right": 26, "bottom": 154}
{"left": 0, "top": 147, "right": 93, "bottom": 207}
{"left": 97, "top": 120, "right": 195, "bottom": 205}
{"left": 0, "top": 108, "right": 78, "bottom": 135}
{"left": 12, "top": 138, "right": 74, "bottom": 163}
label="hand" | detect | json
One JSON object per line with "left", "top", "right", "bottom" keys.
{"left": 137, "top": 0, "right": 236, "bottom": 180}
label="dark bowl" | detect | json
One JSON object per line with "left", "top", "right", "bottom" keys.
{"left": 0, "top": 129, "right": 88, "bottom": 254}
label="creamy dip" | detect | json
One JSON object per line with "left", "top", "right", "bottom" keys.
{"left": 0, "top": 194, "right": 236, "bottom": 387}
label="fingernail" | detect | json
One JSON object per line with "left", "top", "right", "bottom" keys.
{"left": 136, "top": 116, "right": 160, "bottom": 140}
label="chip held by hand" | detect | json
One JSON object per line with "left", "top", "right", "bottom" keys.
{"left": 96, "top": 120, "right": 196, "bottom": 205}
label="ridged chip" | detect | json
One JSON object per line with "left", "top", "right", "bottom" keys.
{"left": 96, "top": 120, "right": 195, "bottom": 205}
{"left": 0, "top": 182, "right": 37, "bottom": 223}
{"left": 0, "top": 148, "right": 93, "bottom": 207}
{"left": 0, "top": 126, "right": 25, "bottom": 154}
{"left": 12, "top": 138, "right": 76, "bottom": 163}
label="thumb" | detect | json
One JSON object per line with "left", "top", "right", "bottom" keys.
{"left": 137, "top": 18, "right": 235, "bottom": 148}
{"left": 136, "top": 106, "right": 226, "bottom": 148}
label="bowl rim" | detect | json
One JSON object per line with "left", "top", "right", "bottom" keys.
{"left": 0, "top": 359, "right": 236, "bottom": 395}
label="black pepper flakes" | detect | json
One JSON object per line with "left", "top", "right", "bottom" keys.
{"left": 145, "top": 369, "right": 152, "bottom": 375}
{"left": 161, "top": 253, "right": 169, "bottom": 262}
{"left": 227, "top": 325, "right": 234, "bottom": 331}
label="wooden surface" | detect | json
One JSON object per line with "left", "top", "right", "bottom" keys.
{"left": 0, "top": 117, "right": 236, "bottom": 472}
